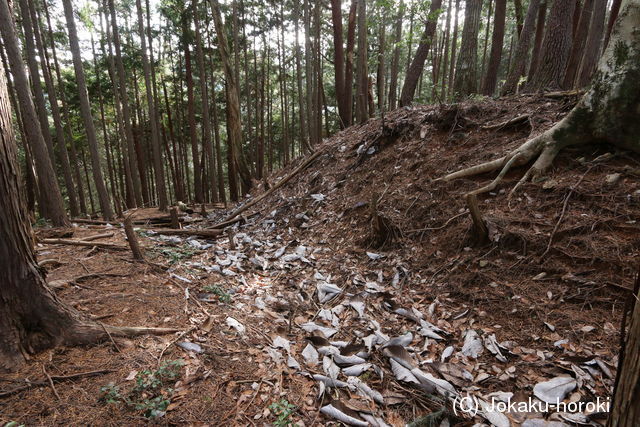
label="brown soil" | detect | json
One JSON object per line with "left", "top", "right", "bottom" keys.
{"left": 1, "top": 94, "right": 637, "bottom": 426}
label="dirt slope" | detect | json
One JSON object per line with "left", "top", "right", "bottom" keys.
{"left": 1, "top": 94, "right": 638, "bottom": 426}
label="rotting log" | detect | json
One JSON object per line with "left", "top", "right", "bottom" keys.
{"left": 81, "top": 232, "right": 115, "bottom": 241}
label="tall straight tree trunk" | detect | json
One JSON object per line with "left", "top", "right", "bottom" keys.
{"left": 17, "top": 0, "right": 55, "bottom": 171}
{"left": 344, "top": 0, "right": 357, "bottom": 126}
{"left": 528, "top": 0, "right": 577, "bottom": 91}
{"left": 130, "top": 66, "right": 150, "bottom": 206}
{"left": 480, "top": 0, "right": 494, "bottom": 82}
{"left": 527, "top": 0, "right": 547, "bottom": 81}
{"left": 355, "top": 0, "right": 368, "bottom": 123}
{"left": 448, "top": 0, "right": 461, "bottom": 98}
{"left": 482, "top": 0, "right": 507, "bottom": 95}
{"left": 135, "top": 0, "right": 167, "bottom": 210}
{"left": 209, "top": 0, "right": 252, "bottom": 195}
{"left": 43, "top": 5, "right": 86, "bottom": 215}
{"left": 293, "top": 1, "right": 310, "bottom": 152}
{"left": 25, "top": 0, "right": 79, "bottom": 217}
{"left": 453, "top": 0, "right": 483, "bottom": 99}
{"left": 575, "top": 0, "right": 606, "bottom": 87}
{"left": 513, "top": 0, "right": 524, "bottom": 35}
{"left": 0, "top": 0, "right": 67, "bottom": 226}
{"left": 61, "top": 0, "right": 113, "bottom": 220}
{"left": 388, "top": 0, "right": 404, "bottom": 110}
{"left": 161, "top": 73, "right": 184, "bottom": 202}
{"left": 439, "top": 0, "right": 452, "bottom": 100}
{"left": 108, "top": 0, "right": 143, "bottom": 207}
{"left": 304, "top": 0, "right": 314, "bottom": 145}
{"left": 563, "top": 0, "right": 594, "bottom": 88}
{"left": 90, "top": 23, "right": 119, "bottom": 211}
{"left": 181, "top": 10, "right": 203, "bottom": 204}
{"left": 103, "top": 2, "right": 136, "bottom": 209}
{"left": 330, "top": 0, "right": 348, "bottom": 128}
{"left": 313, "top": 0, "right": 323, "bottom": 137}
{"left": 501, "top": 0, "right": 542, "bottom": 94}
{"left": 192, "top": 0, "right": 218, "bottom": 203}
{"left": 376, "top": 10, "right": 386, "bottom": 111}
{"left": 399, "top": 0, "right": 443, "bottom": 106}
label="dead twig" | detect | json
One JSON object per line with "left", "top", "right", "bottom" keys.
{"left": 82, "top": 232, "right": 115, "bottom": 241}
{"left": 100, "top": 321, "right": 122, "bottom": 353}
{"left": 42, "top": 365, "right": 61, "bottom": 400}
{"left": 408, "top": 210, "right": 468, "bottom": 233}
{"left": 481, "top": 114, "right": 530, "bottom": 130}
{"left": 39, "top": 238, "right": 127, "bottom": 251}
{"left": 540, "top": 167, "right": 592, "bottom": 259}
{"left": 157, "top": 326, "right": 197, "bottom": 365}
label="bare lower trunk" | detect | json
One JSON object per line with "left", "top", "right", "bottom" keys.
{"left": 609, "top": 276, "right": 640, "bottom": 425}
{"left": 0, "top": 54, "right": 102, "bottom": 371}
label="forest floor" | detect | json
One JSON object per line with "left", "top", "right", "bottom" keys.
{"left": 1, "top": 94, "right": 639, "bottom": 426}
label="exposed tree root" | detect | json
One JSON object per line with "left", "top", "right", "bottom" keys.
{"left": 441, "top": 117, "right": 569, "bottom": 197}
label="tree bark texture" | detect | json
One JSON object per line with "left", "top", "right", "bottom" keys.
{"left": 501, "top": 0, "right": 542, "bottom": 94}
{"left": 482, "top": 0, "right": 507, "bottom": 95}
{"left": 400, "top": 0, "right": 443, "bottom": 106}
{"left": 453, "top": 0, "right": 483, "bottom": 99}
{"left": 528, "top": 0, "right": 577, "bottom": 91}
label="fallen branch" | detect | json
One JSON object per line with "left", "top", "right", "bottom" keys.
{"left": 42, "top": 365, "right": 60, "bottom": 400}
{"left": 81, "top": 232, "right": 115, "bottom": 241}
{"left": 0, "top": 369, "right": 113, "bottom": 398}
{"left": 481, "top": 114, "right": 530, "bottom": 130}
{"left": 540, "top": 167, "right": 592, "bottom": 259}
{"left": 215, "top": 150, "right": 323, "bottom": 227}
{"left": 40, "top": 238, "right": 127, "bottom": 251}
{"left": 147, "top": 228, "right": 223, "bottom": 239}
{"left": 542, "top": 89, "right": 585, "bottom": 99}
{"left": 48, "top": 273, "right": 128, "bottom": 289}
{"left": 38, "top": 258, "right": 67, "bottom": 268}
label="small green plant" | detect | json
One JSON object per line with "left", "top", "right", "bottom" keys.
{"left": 153, "top": 245, "right": 198, "bottom": 264}
{"left": 98, "top": 360, "right": 184, "bottom": 419}
{"left": 4, "top": 422, "right": 26, "bottom": 427}
{"left": 99, "top": 383, "right": 123, "bottom": 404}
{"left": 203, "top": 284, "right": 233, "bottom": 303}
{"left": 269, "top": 399, "right": 297, "bottom": 426}
{"left": 33, "top": 218, "right": 48, "bottom": 228}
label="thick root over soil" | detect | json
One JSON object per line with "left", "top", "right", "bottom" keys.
{"left": 441, "top": 0, "right": 640, "bottom": 197}
{"left": 441, "top": 122, "right": 563, "bottom": 198}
